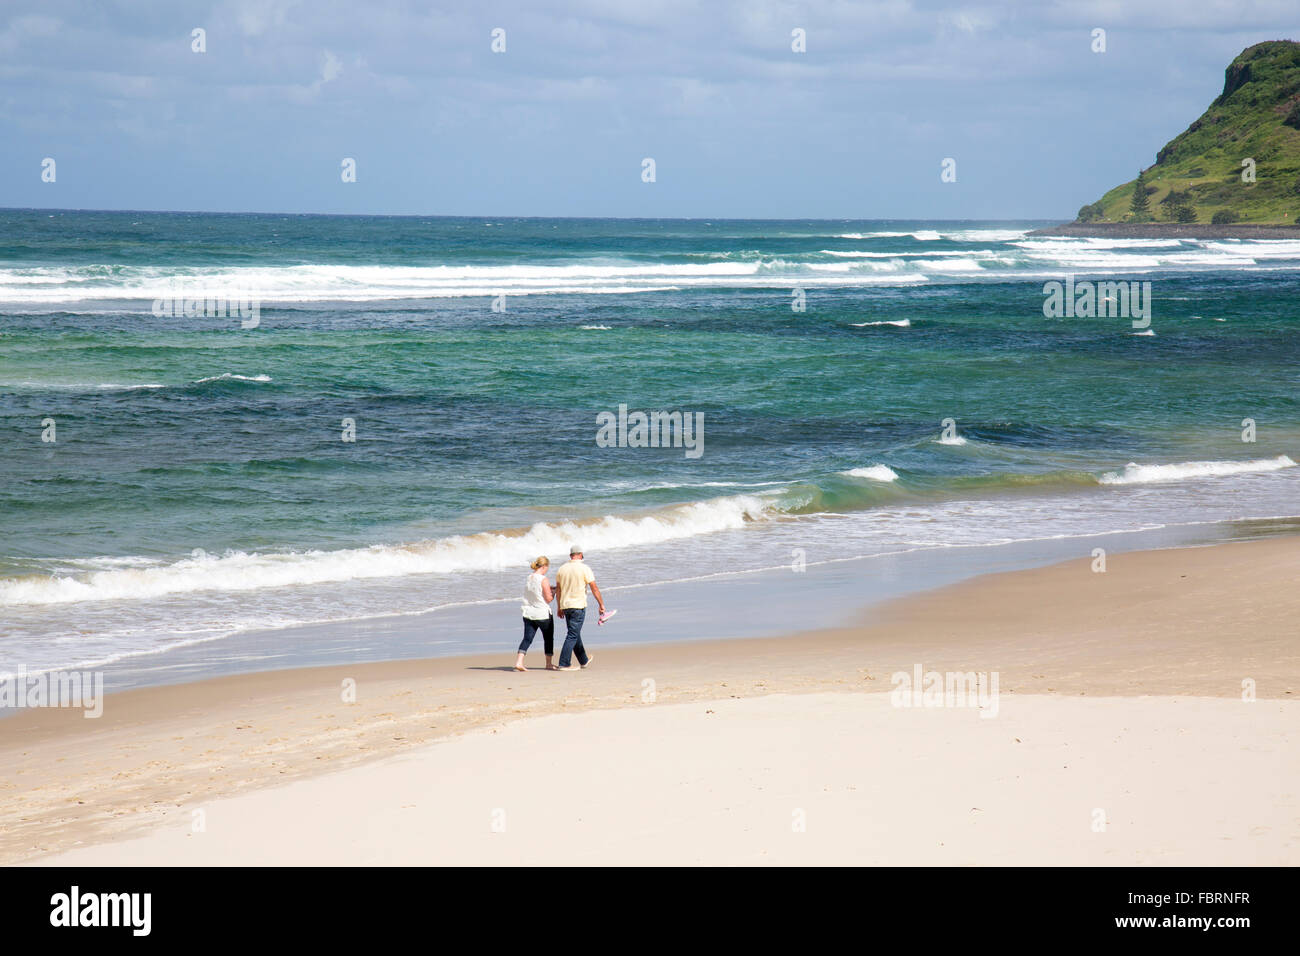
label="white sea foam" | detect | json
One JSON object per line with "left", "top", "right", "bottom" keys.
{"left": 1010, "top": 236, "right": 1272, "bottom": 271}
{"left": 622, "top": 480, "right": 791, "bottom": 491}
{"left": 913, "top": 258, "right": 984, "bottom": 272}
{"left": 942, "top": 229, "right": 1031, "bottom": 242}
{"left": 851, "top": 319, "right": 911, "bottom": 327}
{"left": 935, "top": 435, "right": 968, "bottom": 446}
{"left": 0, "top": 260, "right": 936, "bottom": 302}
{"left": 579, "top": 324, "right": 612, "bottom": 330}
{"left": 1099, "top": 455, "right": 1297, "bottom": 486}
{"left": 821, "top": 249, "right": 992, "bottom": 258}
{"left": 8, "top": 230, "right": 1291, "bottom": 305}
{"left": 192, "top": 373, "right": 272, "bottom": 384}
{"left": 834, "top": 229, "right": 1026, "bottom": 242}
{"left": 1014, "top": 237, "right": 1187, "bottom": 249}
{"left": 841, "top": 465, "right": 900, "bottom": 481}
{"left": 0, "top": 381, "right": 166, "bottom": 391}
{"left": 0, "top": 493, "right": 786, "bottom": 607}
{"left": 1202, "top": 239, "right": 1300, "bottom": 259}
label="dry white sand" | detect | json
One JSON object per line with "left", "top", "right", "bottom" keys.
{"left": 34, "top": 692, "right": 1298, "bottom": 866}
{"left": 9, "top": 537, "right": 1298, "bottom": 865}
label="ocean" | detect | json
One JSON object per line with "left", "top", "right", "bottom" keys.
{"left": 2, "top": 210, "right": 1299, "bottom": 687}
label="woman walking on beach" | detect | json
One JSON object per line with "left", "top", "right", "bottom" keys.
{"left": 514, "top": 556, "right": 557, "bottom": 672}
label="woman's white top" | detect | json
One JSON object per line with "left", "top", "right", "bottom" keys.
{"left": 521, "top": 571, "right": 551, "bottom": 620}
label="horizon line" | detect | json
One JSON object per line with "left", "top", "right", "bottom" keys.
{"left": 0, "top": 206, "right": 1067, "bottom": 224}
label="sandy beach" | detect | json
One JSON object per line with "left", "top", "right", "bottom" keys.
{"left": 6, "top": 536, "right": 1299, "bottom": 866}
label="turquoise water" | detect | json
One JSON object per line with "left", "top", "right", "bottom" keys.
{"left": 3, "top": 211, "right": 1299, "bottom": 677}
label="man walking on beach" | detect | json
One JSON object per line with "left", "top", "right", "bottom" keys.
{"left": 554, "top": 544, "right": 607, "bottom": 671}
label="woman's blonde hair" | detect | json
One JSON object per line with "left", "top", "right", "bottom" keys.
{"left": 530, "top": 556, "right": 550, "bottom": 571}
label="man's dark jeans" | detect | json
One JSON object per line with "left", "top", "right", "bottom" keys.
{"left": 558, "top": 607, "right": 589, "bottom": 668}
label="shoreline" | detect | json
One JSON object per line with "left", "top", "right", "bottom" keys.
{"left": 27, "top": 512, "right": 1300, "bottom": 696}
{"left": 1028, "top": 222, "right": 1300, "bottom": 238}
{"left": 5, "top": 535, "right": 1298, "bottom": 864}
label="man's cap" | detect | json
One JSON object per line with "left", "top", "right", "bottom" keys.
{"left": 569, "top": 544, "right": 582, "bottom": 556}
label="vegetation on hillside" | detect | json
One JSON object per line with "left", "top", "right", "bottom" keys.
{"left": 1077, "top": 40, "right": 1300, "bottom": 224}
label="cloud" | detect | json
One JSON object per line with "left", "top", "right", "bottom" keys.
{"left": 234, "top": 0, "right": 300, "bottom": 38}
{"left": 2, "top": 0, "right": 1298, "bottom": 215}
{"left": 944, "top": 10, "right": 997, "bottom": 34}
{"left": 0, "top": 13, "right": 61, "bottom": 54}
{"left": 320, "top": 49, "right": 342, "bottom": 84}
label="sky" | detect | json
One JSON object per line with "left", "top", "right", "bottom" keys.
{"left": 1, "top": 0, "right": 1297, "bottom": 219}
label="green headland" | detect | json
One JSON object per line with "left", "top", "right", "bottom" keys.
{"left": 1036, "top": 40, "right": 1300, "bottom": 236}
